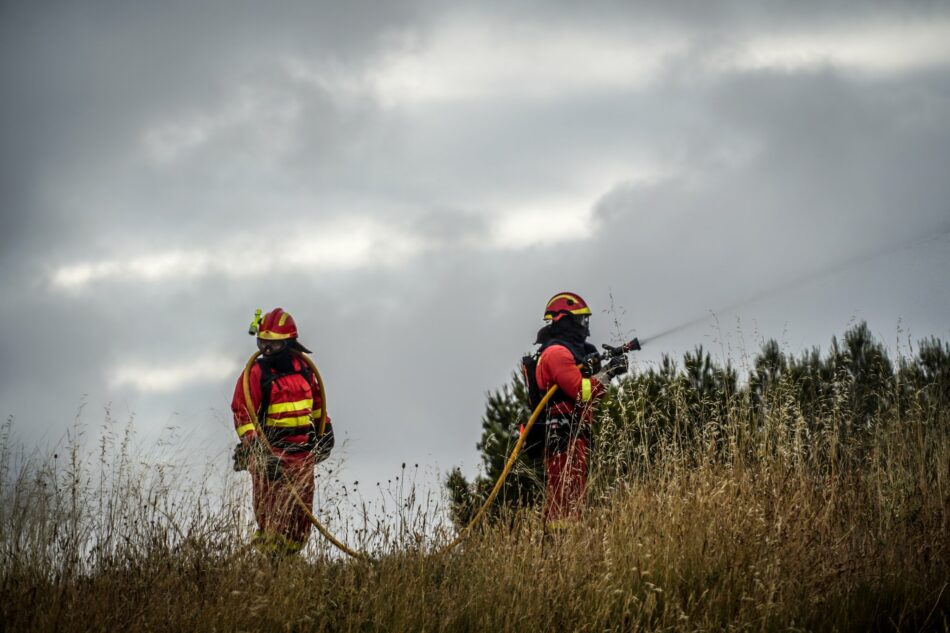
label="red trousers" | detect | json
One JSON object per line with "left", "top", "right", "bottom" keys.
{"left": 250, "top": 454, "right": 315, "bottom": 552}
{"left": 544, "top": 436, "right": 589, "bottom": 524}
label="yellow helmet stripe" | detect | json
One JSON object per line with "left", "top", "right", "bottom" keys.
{"left": 546, "top": 293, "right": 579, "bottom": 307}
{"left": 257, "top": 331, "right": 293, "bottom": 340}
{"left": 544, "top": 293, "right": 592, "bottom": 318}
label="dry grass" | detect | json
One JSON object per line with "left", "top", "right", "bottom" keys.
{"left": 1, "top": 383, "right": 947, "bottom": 632}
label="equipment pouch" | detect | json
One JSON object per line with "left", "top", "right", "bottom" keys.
{"left": 545, "top": 417, "right": 588, "bottom": 454}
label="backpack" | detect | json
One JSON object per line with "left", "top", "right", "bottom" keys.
{"left": 519, "top": 338, "right": 598, "bottom": 459}
{"left": 519, "top": 351, "right": 548, "bottom": 459}
{"left": 257, "top": 358, "right": 317, "bottom": 454}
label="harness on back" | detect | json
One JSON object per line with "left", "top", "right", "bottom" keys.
{"left": 257, "top": 359, "right": 318, "bottom": 454}
{"left": 520, "top": 338, "right": 595, "bottom": 459}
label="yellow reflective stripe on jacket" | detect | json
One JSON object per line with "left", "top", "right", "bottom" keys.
{"left": 265, "top": 414, "right": 311, "bottom": 428}
{"left": 266, "top": 399, "right": 313, "bottom": 414}
{"left": 581, "top": 378, "right": 592, "bottom": 403}
{"left": 236, "top": 423, "right": 256, "bottom": 437}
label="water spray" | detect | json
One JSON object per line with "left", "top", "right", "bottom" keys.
{"left": 637, "top": 223, "right": 950, "bottom": 346}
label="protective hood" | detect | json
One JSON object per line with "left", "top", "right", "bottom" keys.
{"left": 535, "top": 316, "right": 594, "bottom": 361}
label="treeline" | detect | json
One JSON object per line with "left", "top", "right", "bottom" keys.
{"left": 447, "top": 322, "right": 950, "bottom": 525}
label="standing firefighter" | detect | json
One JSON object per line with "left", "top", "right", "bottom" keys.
{"left": 231, "top": 307, "right": 334, "bottom": 556}
{"left": 527, "top": 293, "right": 628, "bottom": 530}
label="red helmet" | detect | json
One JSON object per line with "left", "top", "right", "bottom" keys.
{"left": 543, "top": 292, "right": 592, "bottom": 322}
{"left": 257, "top": 307, "right": 299, "bottom": 340}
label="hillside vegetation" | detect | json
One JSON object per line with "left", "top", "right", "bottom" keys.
{"left": 2, "top": 323, "right": 948, "bottom": 631}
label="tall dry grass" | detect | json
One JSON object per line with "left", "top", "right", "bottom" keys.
{"left": 2, "top": 368, "right": 947, "bottom": 632}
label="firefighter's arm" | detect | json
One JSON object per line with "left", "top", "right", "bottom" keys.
{"left": 231, "top": 366, "right": 261, "bottom": 443}
{"left": 543, "top": 345, "right": 604, "bottom": 404}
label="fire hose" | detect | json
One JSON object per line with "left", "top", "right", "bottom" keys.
{"left": 241, "top": 339, "right": 640, "bottom": 559}
{"left": 241, "top": 350, "right": 368, "bottom": 560}
{"left": 436, "top": 338, "right": 641, "bottom": 554}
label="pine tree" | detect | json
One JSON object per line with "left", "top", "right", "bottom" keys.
{"left": 448, "top": 322, "right": 950, "bottom": 528}
{"left": 446, "top": 372, "right": 543, "bottom": 530}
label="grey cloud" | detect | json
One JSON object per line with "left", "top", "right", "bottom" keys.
{"left": 486, "top": 0, "right": 949, "bottom": 30}
{"left": 595, "top": 67, "right": 950, "bottom": 228}
{"left": 1, "top": 0, "right": 435, "bottom": 261}
{"left": 585, "top": 65, "right": 950, "bottom": 358}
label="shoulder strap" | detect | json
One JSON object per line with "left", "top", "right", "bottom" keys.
{"left": 540, "top": 337, "right": 590, "bottom": 363}
{"left": 256, "top": 358, "right": 313, "bottom": 420}
{"left": 521, "top": 352, "right": 543, "bottom": 409}
{"left": 536, "top": 340, "right": 584, "bottom": 408}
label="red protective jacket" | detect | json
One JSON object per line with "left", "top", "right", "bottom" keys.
{"left": 231, "top": 356, "right": 329, "bottom": 463}
{"left": 535, "top": 344, "right": 605, "bottom": 423}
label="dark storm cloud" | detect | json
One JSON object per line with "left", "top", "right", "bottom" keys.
{"left": 480, "top": 0, "right": 947, "bottom": 29}
{"left": 591, "top": 66, "right": 950, "bottom": 268}
{"left": 0, "top": 0, "right": 434, "bottom": 262}
{"left": 582, "top": 64, "right": 950, "bottom": 354}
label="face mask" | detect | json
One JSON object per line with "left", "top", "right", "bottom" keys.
{"left": 579, "top": 315, "right": 591, "bottom": 337}
{"left": 257, "top": 338, "right": 289, "bottom": 357}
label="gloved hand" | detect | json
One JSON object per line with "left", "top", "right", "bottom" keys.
{"left": 580, "top": 353, "right": 602, "bottom": 377}
{"left": 603, "top": 354, "right": 629, "bottom": 379}
{"left": 232, "top": 442, "right": 251, "bottom": 472}
{"left": 237, "top": 440, "right": 282, "bottom": 480}
{"left": 313, "top": 424, "right": 335, "bottom": 464}
{"left": 261, "top": 453, "right": 283, "bottom": 481}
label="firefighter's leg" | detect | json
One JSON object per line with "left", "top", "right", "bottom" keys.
{"left": 543, "top": 421, "right": 570, "bottom": 526}
{"left": 561, "top": 436, "right": 589, "bottom": 518}
{"left": 283, "top": 455, "right": 316, "bottom": 550}
{"left": 250, "top": 466, "right": 280, "bottom": 553}
{"left": 544, "top": 449, "right": 567, "bottom": 528}
{"left": 250, "top": 456, "right": 313, "bottom": 557}
{"left": 543, "top": 433, "right": 589, "bottom": 531}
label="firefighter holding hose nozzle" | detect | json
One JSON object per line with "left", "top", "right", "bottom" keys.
{"left": 230, "top": 308, "right": 334, "bottom": 557}
{"left": 522, "top": 293, "right": 633, "bottom": 532}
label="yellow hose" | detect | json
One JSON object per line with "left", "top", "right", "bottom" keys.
{"left": 241, "top": 350, "right": 562, "bottom": 559}
{"left": 241, "top": 351, "right": 367, "bottom": 560}
{"left": 436, "top": 383, "right": 559, "bottom": 555}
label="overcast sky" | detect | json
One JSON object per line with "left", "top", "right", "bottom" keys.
{"left": 2, "top": 1, "right": 949, "bottom": 506}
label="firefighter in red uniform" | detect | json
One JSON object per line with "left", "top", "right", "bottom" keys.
{"left": 231, "top": 308, "right": 334, "bottom": 556}
{"left": 534, "top": 293, "right": 627, "bottom": 529}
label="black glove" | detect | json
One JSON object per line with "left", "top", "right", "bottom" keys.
{"left": 604, "top": 354, "right": 629, "bottom": 379}
{"left": 313, "top": 424, "right": 335, "bottom": 464}
{"left": 261, "top": 453, "right": 283, "bottom": 481}
{"left": 580, "top": 353, "right": 602, "bottom": 377}
{"left": 237, "top": 440, "right": 282, "bottom": 480}
{"left": 232, "top": 442, "right": 251, "bottom": 472}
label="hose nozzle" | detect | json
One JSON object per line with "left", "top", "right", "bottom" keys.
{"left": 600, "top": 338, "right": 641, "bottom": 359}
